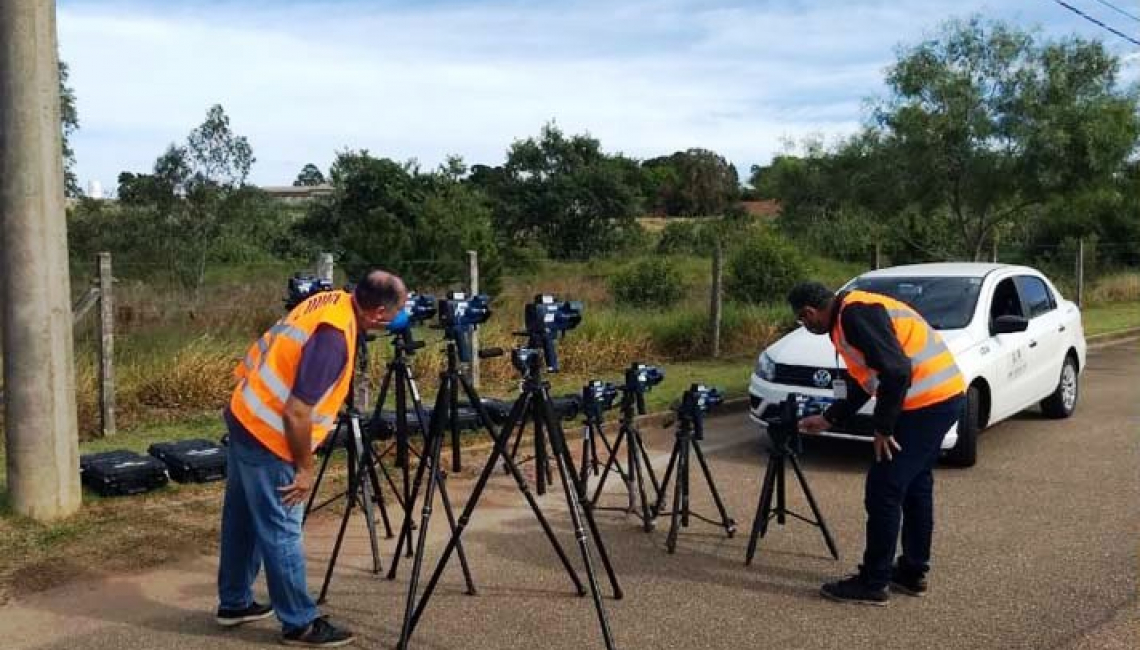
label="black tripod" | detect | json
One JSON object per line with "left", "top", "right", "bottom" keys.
{"left": 310, "top": 403, "right": 394, "bottom": 603}
{"left": 399, "top": 342, "right": 622, "bottom": 650}
{"left": 652, "top": 386, "right": 736, "bottom": 553}
{"left": 589, "top": 374, "right": 661, "bottom": 532}
{"left": 384, "top": 332, "right": 478, "bottom": 596}
{"left": 745, "top": 399, "right": 838, "bottom": 565}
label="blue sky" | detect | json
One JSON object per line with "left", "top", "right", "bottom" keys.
{"left": 57, "top": 0, "right": 1140, "bottom": 191}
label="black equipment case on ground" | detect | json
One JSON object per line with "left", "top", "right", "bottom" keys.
{"left": 148, "top": 439, "right": 227, "bottom": 483}
{"left": 80, "top": 450, "right": 169, "bottom": 496}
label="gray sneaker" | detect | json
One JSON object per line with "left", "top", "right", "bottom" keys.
{"left": 281, "top": 616, "right": 356, "bottom": 648}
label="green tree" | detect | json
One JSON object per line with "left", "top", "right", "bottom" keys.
{"left": 644, "top": 148, "right": 739, "bottom": 216}
{"left": 295, "top": 151, "right": 502, "bottom": 290}
{"left": 871, "top": 16, "right": 1139, "bottom": 260}
{"left": 293, "top": 163, "right": 326, "bottom": 186}
{"left": 483, "top": 123, "right": 644, "bottom": 259}
{"left": 60, "top": 61, "right": 80, "bottom": 198}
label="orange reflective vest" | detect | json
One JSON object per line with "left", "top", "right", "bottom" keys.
{"left": 830, "top": 290, "right": 965, "bottom": 411}
{"left": 229, "top": 291, "right": 358, "bottom": 462}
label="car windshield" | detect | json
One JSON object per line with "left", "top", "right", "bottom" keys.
{"left": 844, "top": 276, "right": 983, "bottom": 330}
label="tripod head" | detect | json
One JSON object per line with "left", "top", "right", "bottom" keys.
{"left": 385, "top": 291, "right": 436, "bottom": 357}
{"left": 761, "top": 393, "right": 826, "bottom": 455}
{"left": 518, "top": 294, "right": 582, "bottom": 372}
{"left": 581, "top": 380, "right": 619, "bottom": 420}
{"left": 677, "top": 383, "right": 723, "bottom": 440}
{"left": 438, "top": 291, "right": 492, "bottom": 363}
{"left": 620, "top": 363, "right": 665, "bottom": 417}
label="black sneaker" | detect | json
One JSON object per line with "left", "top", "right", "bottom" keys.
{"left": 820, "top": 575, "right": 889, "bottom": 606}
{"left": 216, "top": 601, "right": 274, "bottom": 627}
{"left": 281, "top": 616, "right": 356, "bottom": 648}
{"left": 890, "top": 564, "right": 928, "bottom": 597}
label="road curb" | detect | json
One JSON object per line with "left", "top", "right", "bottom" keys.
{"left": 1087, "top": 327, "right": 1140, "bottom": 348}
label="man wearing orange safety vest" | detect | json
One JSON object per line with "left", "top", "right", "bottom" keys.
{"left": 216, "top": 269, "right": 406, "bottom": 647}
{"left": 789, "top": 282, "right": 965, "bottom": 606}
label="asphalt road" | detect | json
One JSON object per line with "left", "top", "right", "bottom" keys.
{"left": 1, "top": 339, "right": 1136, "bottom": 650}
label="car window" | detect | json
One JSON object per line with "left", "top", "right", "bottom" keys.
{"left": 846, "top": 276, "right": 983, "bottom": 329}
{"left": 1014, "top": 275, "right": 1055, "bottom": 319}
{"left": 989, "top": 278, "right": 1025, "bottom": 323}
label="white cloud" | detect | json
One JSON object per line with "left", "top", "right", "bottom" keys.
{"left": 57, "top": 0, "right": 1140, "bottom": 188}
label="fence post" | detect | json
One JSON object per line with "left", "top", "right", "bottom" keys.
{"left": 468, "top": 250, "right": 481, "bottom": 388}
{"left": 874, "top": 243, "right": 883, "bottom": 270}
{"left": 1076, "top": 239, "right": 1084, "bottom": 308}
{"left": 992, "top": 235, "right": 999, "bottom": 263}
{"left": 97, "top": 252, "right": 116, "bottom": 437}
{"left": 709, "top": 242, "right": 723, "bottom": 358}
{"left": 317, "top": 252, "right": 334, "bottom": 285}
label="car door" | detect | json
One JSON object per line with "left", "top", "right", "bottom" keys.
{"left": 1014, "top": 274, "right": 1065, "bottom": 402}
{"left": 981, "top": 276, "right": 1034, "bottom": 421}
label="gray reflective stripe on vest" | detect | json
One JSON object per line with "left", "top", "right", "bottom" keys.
{"left": 906, "top": 363, "right": 961, "bottom": 399}
{"left": 241, "top": 380, "right": 337, "bottom": 435}
{"left": 242, "top": 322, "right": 309, "bottom": 371}
{"left": 241, "top": 381, "right": 286, "bottom": 435}
{"left": 835, "top": 308, "right": 951, "bottom": 395}
{"left": 258, "top": 365, "right": 293, "bottom": 405}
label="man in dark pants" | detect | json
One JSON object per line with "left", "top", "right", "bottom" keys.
{"left": 789, "top": 282, "right": 965, "bottom": 605}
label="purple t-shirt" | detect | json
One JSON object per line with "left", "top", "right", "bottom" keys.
{"left": 291, "top": 324, "right": 349, "bottom": 405}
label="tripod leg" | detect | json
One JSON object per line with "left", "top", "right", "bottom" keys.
{"left": 405, "top": 383, "right": 585, "bottom": 644}
{"left": 318, "top": 440, "right": 361, "bottom": 604}
{"left": 351, "top": 419, "right": 384, "bottom": 574}
{"left": 589, "top": 427, "right": 625, "bottom": 506}
{"left": 652, "top": 439, "right": 680, "bottom": 518}
{"left": 364, "top": 452, "right": 394, "bottom": 539}
{"left": 692, "top": 441, "right": 736, "bottom": 537}
{"left": 436, "top": 471, "right": 478, "bottom": 595}
{"left": 534, "top": 409, "right": 548, "bottom": 496}
{"left": 304, "top": 433, "right": 337, "bottom": 523}
{"left": 450, "top": 373, "right": 462, "bottom": 473}
{"left": 679, "top": 436, "right": 692, "bottom": 529}
{"left": 776, "top": 456, "right": 787, "bottom": 526}
{"left": 789, "top": 454, "right": 840, "bottom": 560}
{"left": 629, "top": 431, "right": 655, "bottom": 532}
{"left": 400, "top": 387, "right": 453, "bottom": 648}
{"left": 745, "top": 454, "right": 779, "bottom": 565}
{"left": 634, "top": 428, "right": 662, "bottom": 496}
{"left": 387, "top": 442, "right": 432, "bottom": 579}
{"left": 579, "top": 423, "right": 593, "bottom": 485}
{"left": 666, "top": 440, "right": 684, "bottom": 554}
{"left": 507, "top": 412, "right": 526, "bottom": 475}
{"left": 536, "top": 397, "right": 619, "bottom": 650}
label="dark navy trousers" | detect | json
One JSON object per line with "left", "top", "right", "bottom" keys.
{"left": 861, "top": 395, "right": 964, "bottom": 589}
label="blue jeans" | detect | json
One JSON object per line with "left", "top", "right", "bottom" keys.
{"left": 861, "top": 395, "right": 964, "bottom": 590}
{"left": 217, "top": 419, "right": 319, "bottom": 633}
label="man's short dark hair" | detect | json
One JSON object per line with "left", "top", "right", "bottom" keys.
{"left": 787, "top": 282, "right": 834, "bottom": 312}
{"left": 354, "top": 269, "right": 404, "bottom": 311}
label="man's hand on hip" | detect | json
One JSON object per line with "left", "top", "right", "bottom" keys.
{"left": 873, "top": 433, "right": 901, "bottom": 462}
{"left": 278, "top": 466, "right": 315, "bottom": 506}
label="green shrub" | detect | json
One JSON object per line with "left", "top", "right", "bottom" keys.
{"left": 725, "top": 228, "right": 809, "bottom": 303}
{"left": 609, "top": 258, "right": 686, "bottom": 307}
{"left": 656, "top": 219, "right": 719, "bottom": 255}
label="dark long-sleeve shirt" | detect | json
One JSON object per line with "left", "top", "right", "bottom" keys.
{"left": 822, "top": 297, "right": 912, "bottom": 436}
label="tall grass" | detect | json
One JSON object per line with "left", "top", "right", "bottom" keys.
{"left": 7, "top": 259, "right": 1135, "bottom": 441}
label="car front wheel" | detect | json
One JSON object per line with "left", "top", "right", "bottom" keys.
{"left": 1040, "top": 355, "right": 1079, "bottom": 419}
{"left": 943, "top": 385, "right": 980, "bottom": 468}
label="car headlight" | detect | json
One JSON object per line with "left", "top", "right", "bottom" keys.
{"left": 754, "top": 351, "right": 777, "bottom": 381}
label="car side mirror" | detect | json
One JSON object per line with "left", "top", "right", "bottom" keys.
{"left": 991, "top": 315, "right": 1029, "bottom": 335}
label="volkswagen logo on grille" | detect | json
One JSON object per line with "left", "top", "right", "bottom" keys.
{"left": 812, "top": 369, "right": 833, "bottom": 388}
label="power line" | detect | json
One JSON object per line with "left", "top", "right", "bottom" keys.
{"left": 1090, "top": 0, "right": 1140, "bottom": 25}
{"left": 1050, "top": 0, "right": 1140, "bottom": 47}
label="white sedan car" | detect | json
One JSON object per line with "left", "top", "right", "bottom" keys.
{"left": 748, "top": 263, "right": 1086, "bottom": 467}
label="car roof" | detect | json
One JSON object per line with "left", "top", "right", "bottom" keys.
{"left": 858, "top": 262, "right": 1027, "bottom": 279}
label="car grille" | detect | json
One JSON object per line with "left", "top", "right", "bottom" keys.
{"left": 773, "top": 364, "right": 845, "bottom": 389}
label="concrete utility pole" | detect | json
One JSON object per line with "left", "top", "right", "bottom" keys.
{"left": 1, "top": 1, "right": 82, "bottom": 520}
